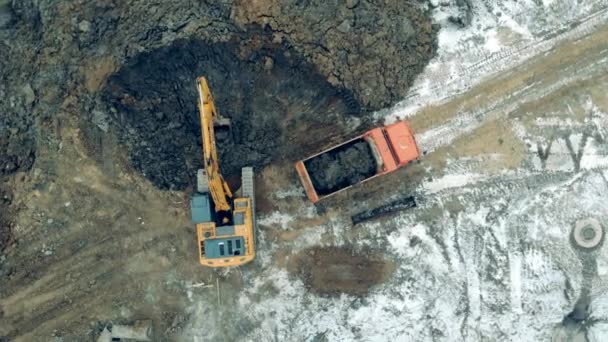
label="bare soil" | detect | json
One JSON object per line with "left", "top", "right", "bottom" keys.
{"left": 0, "top": 1, "right": 439, "bottom": 338}
{"left": 292, "top": 247, "right": 395, "bottom": 297}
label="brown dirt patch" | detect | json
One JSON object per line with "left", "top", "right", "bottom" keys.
{"left": 82, "top": 56, "right": 117, "bottom": 93}
{"left": 291, "top": 247, "right": 395, "bottom": 297}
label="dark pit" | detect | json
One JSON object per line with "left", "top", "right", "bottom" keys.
{"left": 101, "top": 34, "right": 361, "bottom": 190}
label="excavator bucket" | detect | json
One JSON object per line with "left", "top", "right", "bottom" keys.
{"left": 213, "top": 116, "right": 232, "bottom": 141}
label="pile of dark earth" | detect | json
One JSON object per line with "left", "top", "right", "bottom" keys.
{"left": 101, "top": 34, "right": 360, "bottom": 190}
{"left": 0, "top": 0, "right": 439, "bottom": 220}
{"left": 0, "top": 21, "right": 36, "bottom": 251}
{"left": 305, "top": 140, "right": 377, "bottom": 195}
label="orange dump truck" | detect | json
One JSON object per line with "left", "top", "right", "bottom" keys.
{"left": 295, "top": 121, "right": 420, "bottom": 203}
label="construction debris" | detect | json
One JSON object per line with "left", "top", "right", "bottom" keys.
{"left": 351, "top": 196, "right": 417, "bottom": 225}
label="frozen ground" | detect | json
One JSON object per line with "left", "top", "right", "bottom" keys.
{"left": 381, "top": 0, "right": 608, "bottom": 122}
{"left": 181, "top": 1, "right": 608, "bottom": 341}
{"left": 216, "top": 140, "right": 608, "bottom": 340}
{"left": 229, "top": 170, "right": 607, "bottom": 341}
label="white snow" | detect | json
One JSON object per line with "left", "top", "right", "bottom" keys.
{"left": 589, "top": 323, "right": 608, "bottom": 342}
{"left": 509, "top": 251, "right": 523, "bottom": 314}
{"left": 422, "top": 173, "right": 486, "bottom": 194}
{"left": 380, "top": 1, "right": 608, "bottom": 123}
{"left": 581, "top": 138, "right": 608, "bottom": 170}
{"left": 258, "top": 211, "right": 294, "bottom": 227}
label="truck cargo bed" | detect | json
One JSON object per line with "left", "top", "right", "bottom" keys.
{"left": 304, "top": 138, "right": 377, "bottom": 196}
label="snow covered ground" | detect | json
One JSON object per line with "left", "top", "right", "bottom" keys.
{"left": 229, "top": 169, "right": 607, "bottom": 341}
{"left": 381, "top": 0, "right": 608, "bottom": 123}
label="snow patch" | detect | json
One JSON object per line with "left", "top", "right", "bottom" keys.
{"left": 423, "top": 173, "right": 486, "bottom": 194}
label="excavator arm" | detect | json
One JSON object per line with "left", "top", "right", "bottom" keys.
{"left": 192, "top": 76, "right": 256, "bottom": 267}
{"left": 196, "top": 77, "right": 232, "bottom": 213}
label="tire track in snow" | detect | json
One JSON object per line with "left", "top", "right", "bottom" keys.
{"left": 383, "top": 6, "right": 608, "bottom": 122}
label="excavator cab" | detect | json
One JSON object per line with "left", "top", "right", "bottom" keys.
{"left": 192, "top": 169, "right": 255, "bottom": 267}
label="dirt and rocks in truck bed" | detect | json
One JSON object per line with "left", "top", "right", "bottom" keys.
{"left": 305, "top": 139, "right": 378, "bottom": 195}
{"left": 0, "top": 0, "right": 437, "bottom": 339}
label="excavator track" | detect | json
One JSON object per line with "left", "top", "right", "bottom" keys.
{"left": 197, "top": 169, "right": 209, "bottom": 193}
{"left": 241, "top": 166, "right": 256, "bottom": 245}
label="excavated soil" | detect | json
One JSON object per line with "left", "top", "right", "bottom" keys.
{"left": 293, "top": 246, "right": 396, "bottom": 297}
{"left": 305, "top": 139, "right": 377, "bottom": 195}
{"left": 0, "top": 0, "right": 437, "bottom": 339}
{"left": 101, "top": 34, "right": 360, "bottom": 190}
{"left": 232, "top": 0, "right": 438, "bottom": 109}
{"left": 0, "top": 184, "right": 13, "bottom": 251}
{"left": 0, "top": 50, "right": 36, "bottom": 251}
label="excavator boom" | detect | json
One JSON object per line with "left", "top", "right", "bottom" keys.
{"left": 196, "top": 77, "right": 232, "bottom": 213}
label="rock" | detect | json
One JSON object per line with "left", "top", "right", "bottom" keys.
{"left": 111, "top": 320, "right": 153, "bottom": 341}
{"left": 400, "top": 17, "right": 414, "bottom": 39}
{"left": 0, "top": 1, "right": 12, "bottom": 29}
{"left": 22, "top": 83, "right": 35, "bottom": 108}
{"left": 263, "top": 56, "right": 274, "bottom": 71}
{"left": 167, "top": 121, "right": 182, "bottom": 129}
{"left": 78, "top": 20, "right": 92, "bottom": 33}
{"left": 346, "top": 0, "right": 359, "bottom": 9}
{"left": 92, "top": 110, "right": 110, "bottom": 132}
{"left": 231, "top": 1, "right": 437, "bottom": 110}
{"left": 337, "top": 20, "right": 352, "bottom": 33}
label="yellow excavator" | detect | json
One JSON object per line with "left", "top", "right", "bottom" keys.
{"left": 191, "top": 76, "right": 256, "bottom": 267}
